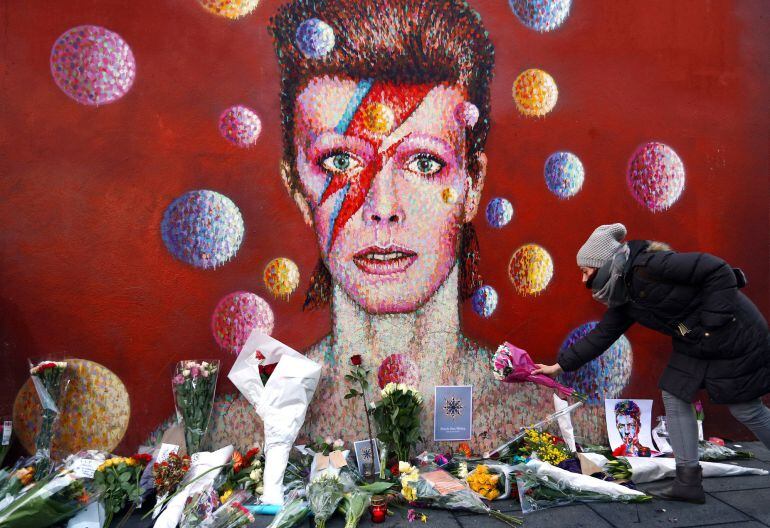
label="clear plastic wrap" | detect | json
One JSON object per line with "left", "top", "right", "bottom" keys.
{"left": 29, "top": 360, "right": 70, "bottom": 476}
{"left": 173, "top": 360, "right": 220, "bottom": 455}
{"left": 306, "top": 473, "right": 344, "bottom": 528}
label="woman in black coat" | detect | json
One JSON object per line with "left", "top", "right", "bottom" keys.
{"left": 534, "top": 223, "right": 770, "bottom": 504}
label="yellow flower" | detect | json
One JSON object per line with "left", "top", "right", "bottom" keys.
{"left": 401, "top": 483, "right": 417, "bottom": 502}
{"left": 398, "top": 461, "right": 414, "bottom": 474}
{"left": 220, "top": 489, "right": 233, "bottom": 503}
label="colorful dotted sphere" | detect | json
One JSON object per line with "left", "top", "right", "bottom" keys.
{"left": 295, "top": 18, "right": 335, "bottom": 59}
{"left": 441, "top": 187, "right": 459, "bottom": 204}
{"left": 264, "top": 258, "right": 300, "bottom": 298}
{"left": 363, "top": 103, "right": 395, "bottom": 134}
{"left": 198, "top": 0, "right": 259, "bottom": 19}
{"left": 509, "top": 244, "right": 554, "bottom": 296}
{"left": 50, "top": 25, "right": 136, "bottom": 106}
{"left": 545, "top": 152, "right": 584, "bottom": 199}
{"left": 513, "top": 69, "right": 558, "bottom": 117}
{"left": 510, "top": 0, "right": 573, "bottom": 32}
{"left": 557, "top": 322, "right": 633, "bottom": 404}
{"left": 378, "top": 354, "right": 419, "bottom": 389}
{"left": 212, "top": 291, "right": 275, "bottom": 354}
{"left": 161, "top": 190, "right": 244, "bottom": 269}
{"left": 486, "top": 197, "right": 514, "bottom": 228}
{"left": 219, "top": 105, "right": 262, "bottom": 148}
{"left": 471, "top": 285, "right": 498, "bottom": 318}
{"left": 455, "top": 102, "right": 479, "bottom": 128}
{"left": 627, "top": 142, "right": 685, "bottom": 212}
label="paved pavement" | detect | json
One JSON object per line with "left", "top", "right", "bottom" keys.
{"left": 124, "top": 442, "right": 770, "bottom": 528}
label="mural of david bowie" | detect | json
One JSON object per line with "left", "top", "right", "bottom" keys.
{"left": 196, "top": 0, "right": 605, "bottom": 453}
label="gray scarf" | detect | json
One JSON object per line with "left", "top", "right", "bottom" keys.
{"left": 592, "top": 244, "right": 630, "bottom": 307}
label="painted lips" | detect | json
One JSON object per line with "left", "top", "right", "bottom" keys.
{"left": 353, "top": 245, "right": 418, "bottom": 275}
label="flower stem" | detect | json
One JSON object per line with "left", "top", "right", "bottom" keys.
{"left": 359, "top": 379, "right": 376, "bottom": 482}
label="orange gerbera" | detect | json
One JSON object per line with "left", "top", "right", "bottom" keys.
{"left": 232, "top": 451, "right": 244, "bottom": 473}
{"left": 458, "top": 442, "right": 472, "bottom": 458}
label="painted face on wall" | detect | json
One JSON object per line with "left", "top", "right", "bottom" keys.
{"left": 293, "top": 76, "right": 483, "bottom": 314}
{"left": 616, "top": 414, "right": 639, "bottom": 442}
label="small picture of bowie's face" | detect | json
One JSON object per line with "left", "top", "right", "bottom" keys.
{"left": 293, "top": 76, "right": 479, "bottom": 314}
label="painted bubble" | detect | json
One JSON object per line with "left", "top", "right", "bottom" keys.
{"left": 557, "top": 322, "right": 633, "bottom": 404}
{"left": 627, "top": 142, "right": 685, "bottom": 212}
{"left": 161, "top": 190, "right": 244, "bottom": 269}
{"left": 378, "top": 353, "right": 419, "bottom": 389}
{"left": 264, "top": 258, "right": 300, "bottom": 299}
{"left": 198, "top": 0, "right": 259, "bottom": 19}
{"left": 510, "top": 0, "right": 572, "bottom": 32}
{"left": 486, "top": 197, "right": 514, "bottom": 228}
{"left": 295, "top": 18, "right": 335, "bottom": 59}
{"left": 50, "top": 25, "right": 136, "bottom": 106}
{"left": 509, "top": 244, "right": 554, "bottom": 295}
{"left": 513, "top": 69, "right": 558, "bottom": 117}
{"left": 211, "top": 291, "right": 275, "bottom": 354}
{"left": 472, "top": 285, "right": 498, "bottom": 318}
{"left": 545, "top": 152, "right": 584, "bottom": 199}
{"left": 219, "top": 105, "right": 262, "bottom": 148}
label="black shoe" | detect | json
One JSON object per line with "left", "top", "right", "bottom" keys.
{"left": 649, "top": 464, "right": 706, "bottom": 504}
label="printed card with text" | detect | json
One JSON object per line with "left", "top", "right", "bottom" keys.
{"left": 353, "top": 439, "right": 380, "bottom": 477}
{"left": 434, "top": 385, "right": 473, "bottom": 441}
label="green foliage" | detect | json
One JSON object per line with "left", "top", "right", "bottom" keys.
{"left": 370, "top": 385, "right": 423, "bottom": 463}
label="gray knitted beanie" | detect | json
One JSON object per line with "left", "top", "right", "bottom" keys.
{"left": 576, "top": 223, "right": 628, "bottom": 268}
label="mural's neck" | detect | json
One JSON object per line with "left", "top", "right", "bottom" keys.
{"left": 331, "top": 266, "right": 461, "bottom": 365}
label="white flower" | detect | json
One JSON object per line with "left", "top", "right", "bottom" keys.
{"left": 398, "top": 461, "right": 414, "bottom": 474}
{"left": 333, "top": 439, "right": 344, "bottom": 449}
{"left": 250, "top": 468, "right": 262, "bottom": 482}
{"left": 202, "top": 369, "right": 209, "bottom": 378}
{"left": 255, "top": 485, "right": 264, "bottom": 495}
{"left": 182, "top": 369, "right": 190, "bottom": 377}
{"left": 185, "top": 361, "right": 195, "bottom": 369}
{"left": 324, "top": 436, "right": 334, "bottom": 445}
{"left": 397, "top": 383, "right": 407, "bottom": 393}
{"left": 369, "top": 401, "right": 376, "bottom": 410}
{"left": 201, "top": 361, "right": 209, "bottom": 368}
{"left": 458, "top": 462, "right": 469, "bottom": 479}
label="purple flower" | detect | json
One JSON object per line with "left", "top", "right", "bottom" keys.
{"left": 407, "top": 509, "right": 417, "bottom": 522}
{"left": 172, "top": 374, "right": 185, "bottom": 385}
{"left": 190, "top": 366, "right": 200, "bottom": 378}
{"left": 434, "top": 454, "right": 449, "bottom": 466}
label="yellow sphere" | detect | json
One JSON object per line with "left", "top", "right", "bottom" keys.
{"left": 513, "top": 69, "right": 558, "bottom": 117}
{"left": 441, "top": 187, "right": 459, "bottom": 204}
{"left": 198, "top": 0, "right": 259, "bottom": 19}
{"left": 362, "top": 103, "right": 395, "bottom": 134}
{"left": 264, "top": 258, "right": 300, "bottom": 298}
{"left": 508, "top": 244, "right": 554, "bottom": 295}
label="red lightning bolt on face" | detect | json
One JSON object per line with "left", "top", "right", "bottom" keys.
{"left": 317, "top": 81, "right": 434, "bottom": 253}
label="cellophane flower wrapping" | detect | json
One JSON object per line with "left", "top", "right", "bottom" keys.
{"left": 199, "top": 489, "right": 256, "bottom": 528}
{"left": 338, "top": 489, "right": 370, "bottom": 528}
{"left": 491, "top": 343, "right": 575, "bottom": 398}
{"left": 153, "top": 445, "right": 234, "bottom": 528}
{"left": 580, "top": 453, "right": 769, "bottom": 483}
{"left": 514, "top": 459, "right": 649, "bottom": 514}
{"left": 228, "top": 331, "right": 321, "bottom": 506}
{"left": 180, "top": 485, "right": 220, "bottom": 528}
{"left": 267, "top": 495, "right": 310, "bottom": 528}
{"left": 307, "top": 473, "right": 344, "bottom": 528}
{"left": 400, "top": 466, "right": 522, "bottom": 525}
{"left": 0, "top": 469, "right": 94, "bottom": 528}
{"left": 0, "top": 457, "right": 37, "bottom": 505}
{"left": 698, "top": 441, "right": 753, "bottom": 461}
{"left": 173, "top": 360, "right": 220, "bottom": 454}
{"left": 29, "top": 360, "right": 70, "bottom": 476}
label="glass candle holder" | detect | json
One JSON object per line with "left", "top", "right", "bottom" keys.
{"left": 370, "top": 495, "right": 387, "bottom": 523}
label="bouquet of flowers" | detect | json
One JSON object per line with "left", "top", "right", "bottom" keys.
{"left": 0, "top": 462, "right": 36, "bottom": 501}
{"left": 0, "top": 469, "right": 92, "bottom": 528}
{"left": 699, "top": 441, "right": 752, "bottom": 461}
{"left": 93, "top": 453, "right": 152, "bottom": 527}
{"left": 267, "top": 497, "right": 310, "bottom": 528}
{"left": 466, "top": 464, "right": 513, "bottom": 501}
{"left": 173, "top": 360, "right": 220, "bottom": 454}
{"left": 200, "top": 489, "right": 255, "bottom": 528}
{"left": 514, "top": 459, "right": 650, "bottom": 514}
{"left": 337, "top": 489, "right": 371, "bottom": 528}
{"left": 518, "top": 429, "right": 571, "bottom": 466}
{"left": 29, "top": 360, "right": 69, "bottom": 475}
{"left": 491, "top": 343, "right": 578, "bottom": 399}
{"left": 597, "top": 455, "right": 769, "bottom": 483}
{"left": 153, "top": 452, "right": 191, "bottom": 515}
{"left": 370, "top": 383, "right": 423, "bottom": 463}
{"left": 398, "top": 464, "right": 522, "bottom": 526}
{"left": 180, "top": 486, "right": 220, "bottom": 528}
{"left": 217, "top": 448, "right": 264, "bottom": 500}
{"left": 307, "top": 473, "right": 345, "bottom": 528}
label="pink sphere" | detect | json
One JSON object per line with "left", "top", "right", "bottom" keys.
{"left": 627, "top": 142, "right": 685, "bottom": 212}
{"left": 219, "top": 105, "right": 262, "bottom": 148}
{"left": 50, "top": 25, "right": 136, "bottom": 106}
{"left": 211, "top": 291, "right": 275, "bottom": 354}
{"left": 377, "top": 354, "right": 419, "bottom": 389}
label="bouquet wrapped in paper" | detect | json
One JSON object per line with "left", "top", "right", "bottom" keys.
{"left": 699, "top": 441, "right": 753, "bottom": 461}
{"left": 173, "top": 360, "right": 220, "bottom": 454}
{"left": 29, "top": 360, "right": 70, "bottom": 475}
{"left": 492, "top": 343, "right": 577, "bottom": 399}
{"left": 581, "top": 453, "right": 769, "bottom": 483}
{"left": 228, "top": 331, "right": 321, "bottom": 505}
{"left": 399, "top": 464, "right": 522, "bottom": 526}
{"left": 514, "top": 459, "right": 650, "bottom": 513}
{"left": 153, "top": 445, "right": 234, "bottom": 528}
{"left": 0, "top": 469, "right": 93, "bottom": 528}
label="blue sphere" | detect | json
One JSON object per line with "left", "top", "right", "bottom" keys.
{"left": 161, "top": 190, "right": 244, "bottom": 269}
{"left": 545, "top": 151, "right": 584, "bottom": 199}
{"left": 295, "top": 18, "right": 335, "bottom": 59}
{"left": 472, "top": 285, "right": 498, "bottom": 318}
{"left": 510, "top": 0, "right": 572, "bottom": 32}
{"left": 485, "top": 197, "right": 514, "bottom": 228}
{"left": 556, "top": 322, "right": 632, "bottom": 404}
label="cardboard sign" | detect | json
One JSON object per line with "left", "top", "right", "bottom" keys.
{"left": 434, "top": 386, "right": 473, "bottom": 441}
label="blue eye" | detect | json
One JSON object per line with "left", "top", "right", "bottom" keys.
{"left": 321, "top": 152, "right": 362, "bottom": 174}
{"left": 406, "top": 153, "right": 445, "bottom": 177}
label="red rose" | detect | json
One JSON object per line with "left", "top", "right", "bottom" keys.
{"left": 390, "top": 463, "right": 400, "bottom": 476}
{"left": 131, "top": 453, "right": 153, "bottom": 466}
{"left": 351, "top": 355, "right": 362, "bottom": 366}
{"left": 259, "top": 363, "right": 277, "bottom": 378}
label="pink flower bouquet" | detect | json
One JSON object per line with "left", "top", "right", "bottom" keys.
{"left": 491, "top": 343, "right": 576, "bottom": 399}
{"left": 172, "top": 360, "right": 220, "bottom": 454}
